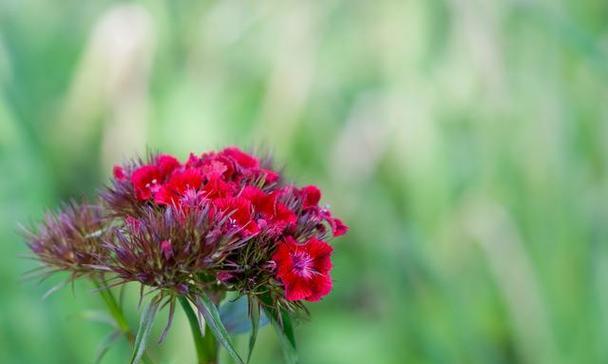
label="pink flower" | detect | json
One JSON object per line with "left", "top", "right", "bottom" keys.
{"left": 272, "top": 237, "right": 333, "bottom": 302}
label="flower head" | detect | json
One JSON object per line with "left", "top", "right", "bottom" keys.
{"left": 272, "top": 237, "right": 333, "bottom": 302}
{"left": 24, "top": 202, "right": 107, "bottom": 273}
{"left": 27, "top": 146, "right": 348, "bottom": 306}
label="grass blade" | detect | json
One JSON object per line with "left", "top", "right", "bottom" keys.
{"left": 158, "top": 298, "right": 175, "bottom": 344}
{"left": 178, "top": 296, "right": 218, "bottom": 364}
{"left": 262, "top": 305, "right": 298, "bottom": 364}
{"left": 130, "top": 297, "right": 160, "bottom": 364}
{"left": 194, "top": 293, "right": 245, "bottom": 364}
{"left": 247, "top": 297, "right": 261, "bottom": 364}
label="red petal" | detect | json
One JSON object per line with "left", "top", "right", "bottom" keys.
{"left": 261, "top": 169, "right": 279, "bottom": 184}
{"left": 306, "top": 238, "right": 333, "bottom": 258}
{"left": 275, "top": 204, "right": 297, "bottom": 225}
{"left": 332, "top": 218, "right": 348, "bottom": 237}
{"left": 306, "top": 238, "right": 333, "bottom": 273}
{"left": 214, "top": 197, "right": 258, "bottom": 236}
{"left": 300, "top": 185, "right": 321, "bottom": 208}
{"left": 201, "top": 176, "right": 235, "bottom": 199}
{"left": 153, "top": 185, "right": 177, "bottom": 205}
{"left": 173, "top": 168, "right": 204, "bottom": 191}
{"left": 201, "top": 159, "right": 228, "bottom": 178}
{"left": 284, "top": 278, "right": 313, "bottom": 301}
{"left": 313, "top": 254, "right": 332, "bottom": 274}
{"left": 156, "top": 154, "right": 180, "bottom": 177}
{"left": 221, "top": 147, "right": 259, "bottom": 169}
{"left": 272, "top": 237, "right": 297, "bottom": 277}
{"left": 243, "top": 220, "right": 261, "bottom": 235}
{"left": 113, "top": 165, "right": 126, "bottom": 180}
{"left": 186, "top": 153, "right": 201, "bottom": 168}
{"left": 131, "top": 165, "right": 160, "bottom": 200}
{"left": 306, "top": 274, "right": 332, "bottom": 302}
{"left": 240, "top": 186, "right": 266, "bottom": 204}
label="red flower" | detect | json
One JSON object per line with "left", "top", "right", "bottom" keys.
{"left": 131, "top": 165, "right": 162, "bottom": 200}
{"left": 260, "top": 169, "right": 279, "bottom": 184}
{"left": 113, "top": 166, "right": 126, "bottom": 180}
{"left": 319, "top": 208, "right": 349, "bottom": 237}
{"left": 241, "top": 186, "right": 296, "bottom": 235}
{"left": 213, "top": 197, "right": 260, "bottom": 236}
{"left": 272, "top": 237, "right": 333, "bottom": 302}
{"left": 195, "top": 152, "right": 237, "bottom": 180}
{"left": 185, "top": 153, "right": 203, "bottom": 169}
{"left": 154, "top": 168, "right": 204, "bottom": 206}
{"left": 156, "top": 154, "right": 180, "bottom": 177}
{"left": 330, "top": 217, "right": 348, "bottom": 237}
{"left": 131, "top": 155, "right": 181, "bottom": 201}
{"left": 201, "top": 175, "right": 235, "bottom": 199}
{"left": 221, "top": 147, "right": 259, "bottom": 169}
{"left": 300, "top": 185, "right": 321, "bottom": 208}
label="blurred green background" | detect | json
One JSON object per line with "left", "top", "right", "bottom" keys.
{"left": 1, "top": 0, "right": 608, "bottom": 363}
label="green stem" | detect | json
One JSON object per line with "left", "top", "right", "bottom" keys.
{"left": 92, "top": 279, "right": 156, "bottom": 364}
{"left": 178, "top": 296, "right": 218, "bottom": 364}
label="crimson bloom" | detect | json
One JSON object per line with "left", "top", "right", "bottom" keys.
{"left": 222, "top": 147, "right": 260, "bottom": 169}
{"left": 25, "top": 146, "right": 348, "bottom": 364}
{"left": 213, "top": 196, "right": 260, "bottom": 236}
{"left": 273, "top": 236, "right": 334, "bottom": 302}
{"left": 155, "top": 154, "right": 180, "bottom": 176}
{"left": 300, "top": 185, "right": 321, "bottom": 208}
{"left": 241, "top": 186, "right": 296, "bottom": 236}
{"left": 131, "top": 165, "right": 161, "bottom": 200}
{"left": 31, "top": 146, "right": 348, "bottom": 306}
{"left": 154, "top": 168, "right": 204, "bottom": 206}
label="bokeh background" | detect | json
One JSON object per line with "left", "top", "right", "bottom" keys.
{"left": 1, "top": 0, "right": 608, "bottom": 363}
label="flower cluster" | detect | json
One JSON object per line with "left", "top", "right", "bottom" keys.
{"left": 26, "top": 147, "right": 348, "bottom": 306}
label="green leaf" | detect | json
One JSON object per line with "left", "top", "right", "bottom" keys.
{"left": 262, "top": 305, "right": 298, "bottom": 364}
{"left": 129, "top": 298, "right": 160, "bottom": 364}
{"left": 247, "top": 297, "right": 261, "bottom": 364}
{"left": 178, "top": 297, "right": 216, "bottom": 363}
{"left": 194, "top": 293, "right": 245, "bottom": 364}
{"left": 220, "top": 295, "right": 269, "bottom": 335}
